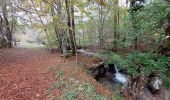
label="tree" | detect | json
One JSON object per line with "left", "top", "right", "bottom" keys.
{"left": 30, "top": 0, "right": 52, "bottom": 51}
{"left": 71, "top": 0, "right": 77, "bottom": 53}
{"left": 0, "top": 0, "right": 13, "bottom": 48}
{"left": 98, "top": 5, "right": 104, "bottom": 48}
{"left": 0, "top": 15, "right": 8, "bottom": 48}
{"left": 113, "top": 0, "right": 119, "bottom": 51}
{"left": 55, "top": 0, "right": 68, "bottom": 55}
{"left": 65, "top": 0, "right": 76, "bottom": 55}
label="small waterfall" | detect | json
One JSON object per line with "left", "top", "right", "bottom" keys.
{"left": 114, "top": 64, "right": 127, "bottom": 84}
{"left": 78, "top": 49, "right": 128, "bottom": 85}
{"left": 114, "top": 64, "right": 119, "bottom": 73}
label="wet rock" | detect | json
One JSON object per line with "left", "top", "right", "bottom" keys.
{"left": 105, "top": 72, "right": 114, "bottom": 81}
{"left": 106, "top": 64, "right": 117, "bottom": 74}
{"left": 148, "top": 77, "right": 162, "bottom": 93}
{"left": 89, "top": 64, "right": 106, "bottom": 81}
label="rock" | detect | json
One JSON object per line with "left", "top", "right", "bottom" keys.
{"left": 89, "top": 64, "right": 106, "bottom": 81}
{"left": 148, "top": 77, "right": 162, "bottom": 93}
{"left": 105, "top": 72, "right": 114, "bottom": 81}
{"left": 107, "top": 64, "right": 117, "bottom": 74}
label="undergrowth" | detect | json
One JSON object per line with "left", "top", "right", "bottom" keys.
{"left": 47, "top": 68, "right": 108, "bottom": 99}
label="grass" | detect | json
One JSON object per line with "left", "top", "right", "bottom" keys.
{"left": 17, "top": 42, "right": 45, "bottom": 48}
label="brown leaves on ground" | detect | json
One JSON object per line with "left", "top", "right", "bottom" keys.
{"left": 0, "top": 48, "right": 113, "bottom": 100}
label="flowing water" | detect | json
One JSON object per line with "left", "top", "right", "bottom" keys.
{"left": 114, "top": 64, "right": 128, "bottom": 84}
{"left": 79, "top": 49, "right": 128, "bottom": 90}
{"left": 98, "top": 64, "right": 128, "bottom": 91}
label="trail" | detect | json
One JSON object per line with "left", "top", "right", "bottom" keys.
{"left": 0, "top": 48, "right": 63, "bottom": 100}
{"left": 0, "top": 48, "right": 113, "bottom": 100}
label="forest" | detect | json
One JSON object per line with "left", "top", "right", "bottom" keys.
{"left": 0, "top": 0, "right": 170, "bottom": 100}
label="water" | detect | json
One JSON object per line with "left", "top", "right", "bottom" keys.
{"left": 114, "top": 64, "right": 128, "bottom": 84}
{"left": 77, "top": 49, "right": 95, "bottom": 56}
{"left": 115, "top": 73, "right": 128, "bottom": 84}
{"left": 114, "top": 64, "right": 119, "bottom": 73}
{"left": 99, "top": 64, "right": 128, "bottom": 91}
{"left": 79, "top": 49, "right": 128, "bottom": 84}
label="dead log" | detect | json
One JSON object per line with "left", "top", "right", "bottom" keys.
{"left": 77, "top": 49, "right": 95, "bottom": 57}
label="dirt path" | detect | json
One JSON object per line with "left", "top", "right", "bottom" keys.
{"left": 0, "top": 48, "right": 65, "bottom": 100}
{"left": 0, "top": 48, "right": 113, "bottom": 100}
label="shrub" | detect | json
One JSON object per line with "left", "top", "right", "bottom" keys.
{"left": 97, "top": 51, "right": 168, "bottom": 78}
{"left": 113, "top": 92, "right": 124, "bottom": 100}
{"left": 165, "top": 78, "right": 170, "bottom": 89}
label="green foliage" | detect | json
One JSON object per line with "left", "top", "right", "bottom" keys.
{"left": 157, "top": 56, "right": 170, "bottom": 69}
{"left": 119, "top": 0, "right": 170, "bottom": 49}
{"left": 136, "top": 0, "right": 169, "bottom": 34}
{"left": 78, "top": 84, "right": 85, "bottom": 91}
{"left": 165, "top": 44, "right": 170, "bottom": 50}
{"left": 113, "top": 92, "right": 124, "bottom": 100}
{"left": 45, "top": 28, "right": 59, "bottom": 48}
{"left": 122, "top": 52, "right": 164, "bottom": 77}
{"left": 85, "top": 83, "right": 95, "bottom": 95}
{"left": 47, "top": 71, "right": 65, "bottom": 95}
{"left": 96, "top": 50, "right": 114, "bottom": 64}
{"left": 62, "top": 91, "right": 77, "bottom": 100}
{"left": 56, "top": 71, "right": 65, "bottom": 80}
{"left": 120, "top": 52, "right": 168, "bottom": 77}
{"left": 165, "top": 78, "right": 170, "bottom": 89}
{"left": 77, "top": 82, "right": 106, "bottom": 99}
{"left": 47, "top": 82, "right": 61, "bottom": 94}
{"left": 97, "top": 51, "right": 168, "bottom": 78}
{"left": 165, "top": 69, "right": 170, "bottom": 89}
{"left": 94, "top": 94, "right": 106, "bottom": 100}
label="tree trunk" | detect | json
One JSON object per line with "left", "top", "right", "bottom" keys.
{"left": 0, "top": 16, "right": 5, "bottom": 48}
{"left": 51, "top": 6, "right": 62, "bottom": 49}
{"left": 123, "top": 75, "right": 145, "bottom": 100}
{"left": 98, "top": 5, "right": 104, "bottom": 48}
{"left": 2, "top": 0, "right": 12, "bottom": 47}
{"left": 71, "top": 0, "right": 77, "bottom": 54}
{"left": 65, "top": 0, "right": 76, "bottom": 55}
{"left": 56, "top": 1, "right": 68, "bottom": 55}
{"left": 113, "top": 0, "right": 119, "bottom": 51}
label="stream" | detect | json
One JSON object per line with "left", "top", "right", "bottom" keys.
{"left": 78, "top": 49, "right": 128, "bottom": 91}
{"left": 77, "top": 49, "right": 169, "bottom": 99}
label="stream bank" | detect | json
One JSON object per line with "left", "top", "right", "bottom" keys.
{"left": 76, "top": 49, "right": 170, "bottom": 100}
{"left": 77, "top": 49, "right": 128, "bottom": 92}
